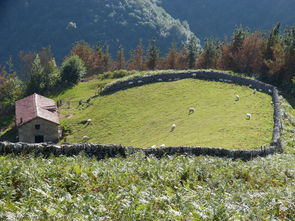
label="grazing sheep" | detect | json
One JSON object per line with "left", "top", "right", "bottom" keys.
{"left": 86, "top": 119, "right": 92, "bottom": 124}
{"left": 171, "top": 124, "right": 176, "bottom": 132}
{"left": 83, "top": 136, "right": 90, "bottom": 141}
{"left": 270, "top": 101, "right": 274, "bottom": 105}
{"left": 137, "top": 80, "right": 143, "bottom": 84}
{"left": 160, "top": 144, "right": 166, "bottom": 148}
{"left": 268, "top": 89, "right": 272, "bottom": 93}
{"left": 128, "top": 81, "right": 133, "bottom": 85}
{"left": 158, "top": 78, "right": 163, "bottom": 81}
{"left": 246, "top": 113, "right": 251, "bottom": 120}
{"left": 189, "top": 107, "right": 195, "bottom": 114}
{"left": 235, "top": 95, "right": 240, "bottom": 101}
{"left": 151, "top": 145, "right": 157, "bottom": 149}
{"left": 253, "top": 89, "right": 257, "bottom": 94}
{"left": 192, "top": 73, "right": 197, "bottom": 77}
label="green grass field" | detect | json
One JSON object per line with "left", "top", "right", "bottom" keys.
{"left": 56, "top": 78, "right": 274, "bottom": 150}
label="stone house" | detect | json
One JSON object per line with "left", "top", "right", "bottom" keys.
{"left": 15, "top": 93, "right": 60, "bottom": 143}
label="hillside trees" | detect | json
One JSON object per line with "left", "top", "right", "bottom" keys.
{"left": 18, "top": 48, "right": 60, "bottom": 95}
{"left": 0, "top": 65, "right": 23, "bottom": 124}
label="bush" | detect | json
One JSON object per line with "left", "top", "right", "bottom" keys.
{"left": 60, "top": 55, "right": 86, "bottom": 85}
{"left": 99, "top": 70, "right": 135, "bottom": 80}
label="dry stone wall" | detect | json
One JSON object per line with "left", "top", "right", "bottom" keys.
{"left": 0, "top": 71, "right": 282, "bottom": 160}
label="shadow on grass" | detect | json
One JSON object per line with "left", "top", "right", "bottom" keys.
{"left": 281, "top": 91, "right": 295, "bottom": 109}
{"left": 0, "top": 126, "right": 18, "bottom": 142}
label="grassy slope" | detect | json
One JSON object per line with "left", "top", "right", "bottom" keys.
{"left": 57, "top": 79, "right": 273, "bottom": 149}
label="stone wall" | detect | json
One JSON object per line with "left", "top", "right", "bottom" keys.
{"left": 19, "top": 118, "right": 59, "bottom": 143}
{"left": 0, "top": 70, "right": 283, "bottom": 160}
{"left": 101, "top": 71, "right": 275, "bottom": 96}
{"left": 0, "top": 141, "right": 281, "bottom": 161}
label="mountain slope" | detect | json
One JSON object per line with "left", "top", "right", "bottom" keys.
{"left": 0, "top": 0, "right": 196, "bottom": 62}
{"left": 159, "top": 0, "right": 295, "bottom": 40}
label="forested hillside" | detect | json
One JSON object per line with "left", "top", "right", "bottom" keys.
{"left": 0, "top": 0, "right": 195, "bottom": 62}
{"left": 159, "top": 0, "right": 295, "bottom": 40}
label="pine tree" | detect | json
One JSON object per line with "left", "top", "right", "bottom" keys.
{"left": 197, "top": 38, "right": 220, "bottom": 69}
{"left": 147, "top": 39, "right": 159, "bottom": 70}
{"left": 26, "top": 54, "right": 45, "bottom": 94}
{"left": 265, "top": 23, "right": 281, "bottom": 60}
{"left": 128, "top": 40, "right": 146, "bottom": 70}
{"left": 186, "top": 36, "right": 200, "bottom": 69}
{"left": 165, "top": 41, "right": 179, "bottom": 69}
{"left": 116, "top": 46, "right": 126, "bottom": 70}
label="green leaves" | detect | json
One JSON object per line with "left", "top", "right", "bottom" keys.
{"left": 0, "top": 153, "right": 294, "bottom": 219}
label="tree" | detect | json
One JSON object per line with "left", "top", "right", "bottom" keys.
{"left": 26, "top": 54, "right": 45, "bottom": 94}
{"left": 147, "top": 39, "right": 160, "bottom": 70}
{"left": 185, "top": 36, "right": 200, "bottom": 69}
{"left": 60, "top": 55, "right": 86, "bottom": 85}
{"left": 102, "top": 45, "right": 112, "bottom": 72}
{"left": 23, "top": 48, "right": 60, "bottom": 95}
{"left": 265, "top": 23, "right": 281, "bottom": 60}
{"left": 0, "top": 65, "right": 23, "bottom": 124}
{"left": 128, "top": 40, "right": 146, "bottom": 70}
{"left": 197, "top": 38, "right": 220, "bottom": 69}
{"left": 116, "top": 46, "right": 126, "bottom": 70}
{"left": 164, "top": 41, "right": 180, "bottom": 69}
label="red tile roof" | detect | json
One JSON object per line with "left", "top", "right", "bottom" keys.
{"left": 16, "top": 93, "right": 60, "bottom": 126}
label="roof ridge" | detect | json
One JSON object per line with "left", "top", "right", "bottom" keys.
{"left": 34, "top": 93, "right": 39, "bottom": 117}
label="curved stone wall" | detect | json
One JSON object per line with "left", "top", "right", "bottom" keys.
{"left": 0, "top": 71, "right": 282, "bottom": 160}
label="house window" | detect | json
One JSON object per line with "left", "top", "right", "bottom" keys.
{"left": 35, "top": 124, "right": 40, "bottom": 130}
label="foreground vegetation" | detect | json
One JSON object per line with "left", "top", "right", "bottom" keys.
{"left": 56, "top": 78, "right": 273, "bottom": 149}
{"left": 0, "top": 153, "right": 294, "bottom": 220}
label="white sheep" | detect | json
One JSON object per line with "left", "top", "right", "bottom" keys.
{"left": 268, "top": 89, "right": 272, "bottom": 93}
{"left": 151, "top": 145, "right": 157, "bottom": 149}
{"left": 171, "top": 124, "right": 176, "bottom": 132}
{"left": 137, "top": 80, "right": 143, "bottom": 84}
{"left": 160, "top": 144, "right": 166, "bottom": 148}
{"left": 235, "top": 95, "right": 240, "bottom": 101}
{"left": 128, "top": 81, "right": 134, "bottom": 85}
{"left": 192, "top": 73, "right": 197, "bottom": 77}
{"left": 189, "top": 107, "right": 195, "bottom": 114}
{"left": 87, "top": 119, "right": 92, "bottom": 123}
{"left": 158, "top": 78, "right": 163, "bottom": 81}
{"left": 253, "top": 89, "right": 257, "bottom": 94}
{"left": 82, "top": 136, "right": 90, "bottom": 141}
{"left": 246, "top": 113, "right": 251, "bottom": 120}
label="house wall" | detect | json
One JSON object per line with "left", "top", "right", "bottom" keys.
{"left": 18, "top": 118, "right": 59, "bottom": 143}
